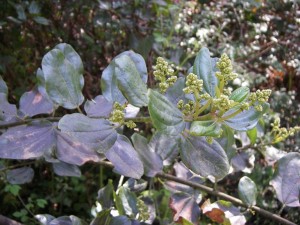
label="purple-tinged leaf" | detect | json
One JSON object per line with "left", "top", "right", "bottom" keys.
{"left": 0, "top": 121, "right": 56, "bottom": 159}
{"left": 270, "top": 152, "right": 300, "bottom": 207}
{"left": 148, "top": 132, "right": 179, "bottom": 166}
{"left": 202, "top": 200, "right": 246, "bottom": 225}
{"left": 84, "top": 95, "right": 113, "bottom": 117}
{"left": 123, "top": 178, "right": 148, "bottom": 193}
{"left": 0, "top": 93, "right": 17, "bottom": 123}
{"left": 264, "top": 146, "right": 287, "bottom": 166}
{"left": 170, "top": 192, "right": 201, "bottom": 225}
{"left": 165, "top": 162, "right": 204, "bottom": 195}
{"left": 165, "top": 77, "right": 186, "bottom": 104}
{"left": 6, "top": 167, "right": 34, "bottom": 184}
{"left": 52, "top": 161, "right": 81, "bottom": 177}
{"left": 19, "top": 88, "right": 54, "bottom": 117}
{"left": 223, "top": 103, "right": 269, "bottom": 131}
{"left": 56, "top": 131, "right": 103, "bottom": 166}
{"left": 47, "top": 215, "right": 85, "bottom": 225}
{"left": 131, "top": 133, "right": 163, "bottom": 177}
{"left": 106, "top": 135, "right": 143, "bottom": 179}
{"left": 180, "top": 135, "right": 229, "bottom": 180}
{"left": 58, "top": 113, "right": 117, "bottom": 153}
{"left": 231, "top": 150, "right": 255, "bottom": 173}
{"left": 110, "top": 216, "right": 131, "bottom": 225}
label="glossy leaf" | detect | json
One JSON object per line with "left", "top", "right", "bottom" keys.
{"left": 238, "top": 176, "right": 257, "bottom": 206}
{"left": 231, "top": 151, "right": 255, "bottom": 173}
{"left": 97, "top": 179, "right": 114, "bottom": 209}
{"left": 170, "top": 192, "right": 201, "bottom": 225}
{"left": 35, "top": 214, "right": 56, "bottom": 225}
{"left": 19, "top": 88, "right": 54, "bottom": 117}
{"left": 215, "top": 125, "right": 236, "bottom": 160}
{"left": 223, "top": 103, "right": 269, "bottom": 131}
{"left": 6, "top": 167, "right": 34, "bottom": 184}
{"left": 270, "top": 152, "right": 300, "bottom": 207}
{"left": 114, "top": 55, "right": 148, "bottom": 107}
{"left": 180, "top": 135, "right": 229, "bottom": 179}
{"left": 0, "top": 121, "right": 56, "bottom": 159}
{"left": 202, "top": 200, "right": 246, "bottom": 225}
{"left": 148, "top": 89, "right": 185, "bottom": 136}
{"left": 110, "top": 216, "right": 131, "bottom": 225}
{"left": 47, "top": 215, "right": 85, "bottom": 225}
{"left": 115, "top": 187, "right": 138, "bottom": 217}
{"left": 264, "top": 146, "right": 287, "bottom": 166}
{"left": 90, "top": 209, "right": 112, "bottom": 225}
{"left": 41, "top": 43, "right": 84, "bottom": 109}
{"left": 105, "top": 135, "right": 143, "bottom": 179}
{"left": 84, "top": 95, "right": 113, "bottom": 117}
{"left": 148, "top": 132, "right": 179, "bottom": 166}
{"left": 52, "top": 162, "right": 81, "bottom": 177}
{"left": 101, "top": 51, "right": 148, "bottom": 104}
{"left": 58, "top": 113, "right": 117, "bottom": 153}
{"left": 229, "top": 87, "right": 249, "bottom": 103}
{"left": 193, "top": 47, "right": 218, "bottom": 97}
{"left": 131, "top": 133, "right": 163, "bottom": 177}
{"left": 190, "top": 120, "right": 222, "bottom": 137}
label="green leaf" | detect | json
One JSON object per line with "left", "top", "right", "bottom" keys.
{"left": 229, "top": 87, "right": 250, "bottom": 103}
{"left": 247, "top": 127, "right": 257, "bottom": 145}
{"left": 148, "top": 89, "right": 185, "bottom": 135}
{"left": 97, "top": 179, "right": 114, "bottom": 209}
{"left": 5, "top": 184, "right": 21, "bottom": 196}
{"left": 114, "top": 55, "right": 148, "bottom": 107}
{"left": 223, "top": 103, "right": 269, "bottom": 131}
{"left": 131, "top": 133, "right": 163, "bottom": 177}
{"left": 180, "top": 135, "right": 229, "bottom": 180}
{"left": 41, "top": 43, "right": 84, "bottom": 109}
{"left": 190, "top": 120, "right": 222, "bottom": 137}
{"left": 215, "top": 125, "right": 236, "bottom": 160}
{"left": 193, "top": 47, "right": 218, "bottom": 97}
{"left": 90, "top": 209, "right": 112, "bottom": 225}
{"left": 36, "top": 199, "right": 48, "bottom": 208}
{"left": 238, "top": 176, "right": 257, "bottom": 206}
{"left": 115, "top": 187, "right": 138, "bottom": 217}
{"left": 33, "top": 16, "right": 50, "bottom": 25}
{"left": 270, "top": 152, "right": 300, "bottom": 207}
{"left": 101, "top": 51, "right": 148, "bottom": 105}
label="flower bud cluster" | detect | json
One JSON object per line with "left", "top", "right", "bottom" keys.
{"left": 109, "top": 102, "right": 136, "bottom": 129}
{"left": 137, "top": 199, "right": 150, "bottom": 221}
{"left": 153, "top": 57, "right": 177, "bottom": 93}
{"left": 271, "top": 117, "right": 300, "bottom": 143}
{"left": 216, "top": 53, "right": 238, "bottom": 83}
{"left": 213, "top": 94, "right": 234, "bottom": 111}
{"left": 177, "top": 99, "right": 195, "bottom": 115}
{"left": 248, "top": 89, "right": 272, "bottom": 111}
{"left": 183, "top": 73, "right": 203, "bottom": 94}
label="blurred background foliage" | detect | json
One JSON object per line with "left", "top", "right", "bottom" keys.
{"left": 0, "top": 0, "right": 299, "bottom": 224}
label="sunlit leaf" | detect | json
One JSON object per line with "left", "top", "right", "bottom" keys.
{"left": 231, "top": 151, "right": 255, "bottom": 173}
{"left": 148, "top": 89, "right": 185, "bottom": 136}
{"left": 41, "top": 43, "right": 84, "bottom": 109}
{"left": 115, "top": 186, "right": 138, "bottom": 217}
{"left": 229, "top": 87, "right": 249, "bottom": 103}
{"left": 190, "top": 120, "right": 222, "bottom": 137}
{"left": 180, "top": 135, "right": 229, "bottom": 179}
{"left": 246, "top": 127, "right": 257, "bottom": 145}
{"left": 223, "top": 103, "right": 269, "bottom": 131}
{"left": 238, "top": 176, "right": 257, "bottom": 206}
{"left": 6, "top": 167, "right": 34, "bottom": 184}
{"left": 270, "top": 152, "right": 300, "bottom": 207}
{"left": 123, "top": 178, "right": 148, "bottom": 193}
{"left": 193, "top": 48, "right": 218, "bottom": 97}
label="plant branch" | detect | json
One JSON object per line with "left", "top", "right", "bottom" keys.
{"left": 96, "top": 161, "right": 296, "bottom": 225}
